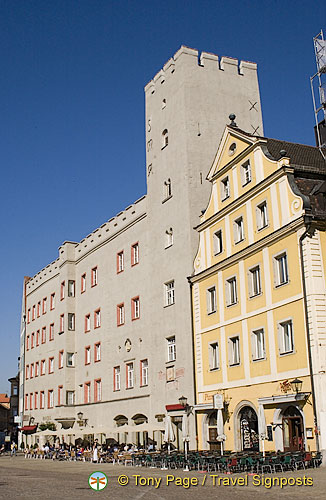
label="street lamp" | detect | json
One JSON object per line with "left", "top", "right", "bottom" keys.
{"left": 77, "top": 412, "right": 83, "bottom": 421}
{"left": 291, "top": 378, "right": 303, "bottom": 394}
{"left": 179, "top": 395, "right": 187, "bottom": 407}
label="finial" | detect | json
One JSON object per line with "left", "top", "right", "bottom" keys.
{"left": 229, "top": 114, "right": 237, "bottom": 127}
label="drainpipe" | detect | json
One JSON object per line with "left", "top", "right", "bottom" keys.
{"left": 299, "top": 219, "right": 320, "bottom": 452}
{"left": 189, "top": 280, "right": 199, "bottom": 451}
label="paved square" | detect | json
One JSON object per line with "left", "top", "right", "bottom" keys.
{"left": 0, "top": 455, "right": 325, "bottom": 499}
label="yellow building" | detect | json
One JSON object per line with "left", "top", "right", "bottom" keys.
{"left": 190, "top": 117, "right": 326, "bottom": 455}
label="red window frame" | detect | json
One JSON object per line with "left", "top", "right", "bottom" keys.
{"left": 48, "top": 389, "right": 54, "bottom": 408}
{"left": 131, "top": 296, "right": 140, "bottom": 321}
{"left": 85, "top": 313, "right": 91, "bottom": 333}
{"left": 49, "top": 323, "right": 54, "bottom": 341}
{"left": 58, "top": 385, "right": 63, "bottom": 406}
{"left": 140, "top": 359, "right": 148, "bottom": 387}
{"left": 25, "top": 364, "right": 29, "bottom": 380}
{"left": 34, "top": 392, "right": 38, "bottom": 410}
{"left": 26, "top": 335, "right": 30, "bottom": 350}
{"left": 50, "top": 292, "right": 55, "bottom": 310}
{"left": 117, "top": 303, "right": 125, "bottom": 326}
{"left": 30, "top": 363, "right": 34, "bottom": 379}
{"left": 31, "top": 332, "right": 35, "bottom": 349}
{"left": 25, "top": 394, "right": 28, "bottom": 410}
{"left": 60, "top": 281, "right": 65, "bottom": 301}
{"left": 81, "top": 273, "right": 86, "bottom": 293}
{"left": 116, "top": 251, "right": 124, "bottom": 273}
{"left": 84, "top": 382, "right": 91, "bottom": 404}
{"left": 37, "top": 301, "right": 41, "bottom": 318}
{"left": 42, "top": 297, "right": 47, "bottom": 314}
{"left": 36, "top": 329, "right": 40, "bottom": 346}
{"left": 35, "top": 361, "right": 39, "bottom": 377}
{"left": 94, "top": 378, "right": 101, "bottom": 402}
{"left": 30, "top": 393, "right": 33, "bottom": 410}
{"left": 94, "top": 308, "right": 101, "bottom": 329}
{"left": 40, "top": 391, "right": 45, "bottom": 409}
{"left": 94, "top": 342, "right": 101, "bottom": 362}
{"left": 32, "top": 305, "right": 36, "bottom": 320}
{"left": 91, "top": 267, "right": 98, "bottom": 287}
{"left": 48, "top": 357, "right": 54, "bottom": 374}
{"left": 41, "top": 327, "right": 46, "bottom": 344}
{"left": 27, "top": 308, "right": 31, "bottom": 324}
{"left": 85, "top": 346, "right": 91, "bottom": 365}
{"left": 131, "top": 242, "right": 139, "bottom": 266}
{"left": 60, "top": 314, "right": 64, "bottom": 332}
{"left": 59, "top": 350, "right": 64, "bottom": 369}
{"left": 40, "top": 359, "right": 46, "bottom": 376}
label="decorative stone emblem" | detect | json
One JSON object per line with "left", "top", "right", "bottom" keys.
{"left": 125, "top": 339, "right": 132, "bottom": 352}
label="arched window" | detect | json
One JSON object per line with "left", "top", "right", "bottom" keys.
{"left": 239, "top": 406, "right": 259, "bottom": 451}
{"left": 162, "top": 129, "right": 168, "bottom": 148}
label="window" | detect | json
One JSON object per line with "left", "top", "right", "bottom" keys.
{"left": 36, "top": 329, "right": 40, "bottom": 346}
{"left": 207, "top": 286, "right": 217, "bottom": 314}
{"left": 234, "top": 217, "right": 244, "bottom": 243}
{"left": 25, "top": 365, "right": 29, "bottom": 380}
{"left": 164, "top": 178, "right": 172, "bottom": 199}
{"left": 167, "top": 336, "right": 176, "bottom": 362}
{"left": 257, "top": 201, "right": 268, "bottom": 230}
{"left": 91, "top": 267, "right": 98, "bottom": 287}
{"left": 30, "top": 363, "right": 34, "bottom": 378}
{"left": 27, "top": 308, "right": 31, "bottom": 323}
{"left": 229, "top": 336, "right": 240, "bottom": 366}
{"left": 85, "top": 314, "right": 91, "bottom": 332}
{"left": 48, "top": 389, "right": 54, "bottom": 408}
{"left": 241, "top": 160, "right": 251, "bottom": 186}
{"left": 41, "top": 327, "right": 45, "bottom": 343}
{"left": 209, "top": 342, "right": 219, "bottom": 370}
{"left": 126, "top": 362, "right": 134, "bottom": 389}
{"left": 226, "top": 277, "right": 237, "bottom": 306}
{"left": 94, "top": 309, "right": 101, "bottom": 328}
{"left": 31, "top": 332, "right": 35, "bottom": 348}
{"left": 131, "top": 297, "right": 140, "bottom": 320}
{"left": 94, "top": 379, "right": 102, "bottom": 402}
{"left": 34, "top": 392, "right": 38, "bottom": 410}
{"left": 35, "top": 361, "right": 39, "bottom": 377}
{"left": 37, "top": 301, "right": 41, "bottom": 317}
{"left": 41, "top": 359, "right": 46, "bottom": 376}
{"left": 274, "top": 252, "right": 289, "bottom": 286}
{"left": 81, "top": 273, "right": 86, "bottom": 293}
{"left": 84, "top": 382, "right": 91, "bottom": 403}
{"left": 49, "top": 323, "right": 54, "bottom": 341}
{"left": 66, "top": 391, "right": 75, "bottom": 405}
{"left": 60, "top": 314, "right": 64, "bottom": 333}
{"left": 117, "top": 251, "right": 124, "bottom": 273}
{"left": 166, "top": 365, "right": 175, "bottom": 382}
{"left": 114, "top": 366, "right": 121, "bottom": 391}
{"left": 60, "top": 281, "right": 65, "bottom": 300}
{"left": 94, "top": 342, "right": 101, "bottom": 362}
{"left": 42, "top": 297, "right": 47, "bottom": 314}
{"left": 249, "top": 266, "right": 261, "bottom": 297}
{"left": 59, "top": 350, "right": 64, "bottom": 369}
{"left": 50, "top": 293, "right": 55, "bottom": 310}
{"left": 279, "top": 320, "right": 294, "bottom": 355}
{"left": 162, "top": 98, "right": 166, "bottom": 109}
{"left": 26, "top": 335, "right": 30, "bottom": 350}
{"left": 85, "top": 346, "right": 91, "bottom": 365}
{"left": 140, "top": 359, "right": 148, "bottom": 386}
{"left": 25, "top": 394, "right": 28, "bottom": 410}
{"left": 30, "top": 393, "right": 33, "bottom": 410}
{"left": 40, "top": 391, "right": 45, "bottom": 409}
{"left": 165, "top": 228, "right": 173, "bottom": 248}
{"left": 68, "top": 313, "right": 75, "bottom": 331}
{"left": 117, "top": 303, "right": 125, "bottom": 326}
{"left": 58, "top": 386, "right": 63, "bottom": 406}
{"left": 131, "top": 243, "right": 139, "bottom": 266}
{"left": 49, "top": 357, "right": 54, "bottom": 374}
{"left": 221, "top": 176, "right": 230, "bottom": 200}
{"left": 67, "top": 352, "right": 74, "bottom": 367}
{"left": 213, "top": 230, "right": 223, "bottom": 255}
{"left": 162, "top": 129, "right": 168, "bottom": 148}
{"left": 32, "top": 305, "right": 36, "bottom": 320}
{"left": 68, "top": 280, "right": 75, "bottom": 297}
{"left": 252, "top": 329, "right": 265, "bottom": 360}
{"left": 165, "top": 280, "right": 175, "bottom": 306}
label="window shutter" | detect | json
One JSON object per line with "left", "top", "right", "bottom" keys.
{"left": 277, "top": 324, "right": 283, "bottom": 355}
{"left": 233, "top": 221, "right": 237, "bottom": 243}
{"left": 228, "top": 338, "right": 232, "bottom": 365}
{"left": 225, "top": 281, "right": 230, "bottom": 307}
{"left": 250, "top": 331, "right": 255, "bottom": 360}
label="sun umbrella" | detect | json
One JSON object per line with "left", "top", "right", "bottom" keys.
{"left": 163, "top": 415, "right": 175, "bottom": 455}
{"left": 216, "top": 409, "right": 226, "bottom": 455}
{"left": 258, "top": 405, "right": 267, "bottom": 457}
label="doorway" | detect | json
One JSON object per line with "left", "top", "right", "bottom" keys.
{"left": 239, "top": 406, "right": 259, "bottom": 451}
{"left": 207, "top": 413, "right": 221, "bottom": 452}
{"left": 282, "top": 406, "right": 304, "bottom": 452}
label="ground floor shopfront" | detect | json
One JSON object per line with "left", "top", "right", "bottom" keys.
{"left": 195, "top": 376, "right": 317, "bottom": 453}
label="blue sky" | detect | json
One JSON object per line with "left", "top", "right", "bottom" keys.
{"left": 0, "top": 0, "right": 325, "bottom": 392}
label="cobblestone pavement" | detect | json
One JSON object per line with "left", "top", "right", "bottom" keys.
{"left": 0, "top": 455, "right": 326, "bottom": 500}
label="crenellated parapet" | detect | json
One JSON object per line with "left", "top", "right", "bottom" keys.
{"left": 144, "top": 45, "right": 258, "bottom": 95}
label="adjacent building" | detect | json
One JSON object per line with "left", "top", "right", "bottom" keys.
{"left": 190, "top": 121, "right": 326, "bottom": 456}
{"left": 19, "top": 46, "right": 263, "bottom": 448}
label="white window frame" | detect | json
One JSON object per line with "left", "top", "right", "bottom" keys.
{"left": 68, "top": 313, "right": 75, "bottom": 331}
{"left": 251, "top": 328, "right": 265, "bottom": 361}
{"left": 221, "top": 176, "right": 230, "bottom": 201}
{"left": 209, "top": 342, "right": 219, "bottom": 370}
{"left": 248, "top": 265, "right": 261, "bottom": 298}
{"left": 273, "top": 251, "right": 289, "bottom": 287}
{"left": 48, "top": 390, "right": 54, "bottom": 408}
{"left": 234, "top": 216, "right": 244, "bottom": 243}
{"left": 117, "top": 251, "right": 124, "bottom": 272}
{"left": 132, "top": 243, "right": 139, "bottom": 265}
{"left": 95, "top": 343, "right": 101, "bottom": 362}
{"left": 85, "top": 347, "right": 91, "bottom": 365}
{"left": 141, "top": 359, "right": 148, "bottom": 386}
{"left": 241, "top": 160, "right": 251, "bottom": 186}
{"left": 278, "top": 319, "right": 294, "bottom": 355}
{"left": 67, "top": 352, "right": 75, "bottom": 367}
{"left": 95, "top": 380, "right": 102, "bottom": 401}
{"left": 206, "top": 286, "right": 217, "bottom": 314}
{"left": 66, "top": 391, "right": 75, "bottom": 405}
{"left": 91, "top": 267, "right": 98, "bottom": 286}
{"left": 127, "top": 362, "right": 134, "bottom": 389}
{"left": 226, "top": 276, "right": 237, "bottom": 306}
{"left": 228, "top": 336, "right": 240, "bottom": 366}
{"left": 117, "top": 304, "right": 125, "bottom": 325}
{"left": 95, "top": 309, "right": 101, "bottom": 328}
{"left": 132, "top": 297, "right": 140, "bottom": 319}
{"left": 256, "top": 200, "right": 268, "bottom": 230}
{"left": 81, "top": 274, "right": 86, "bottom": 293}
{"left": 49, "top": 357, "right": 54, "bottom": 374}
{"left": 213, "top": 229, "right": 223, "bottom": 255}
{"left": 165, "top": 280, "right": 175, "bottom": 306}
{"left": 68, "top": 280, "right": 75, "bottom": 297}
{"left": 114, "top": 366, "right": 121, "bottom": 391}
{"left": 167, "top": 336, "right": 176, "bottom": 362}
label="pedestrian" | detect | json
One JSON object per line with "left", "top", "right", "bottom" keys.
{"left": 92, "top": 439, "right": 99, "bottom": 463}
{"left": 10, "top": 441, "right": 17, "bottom": 457}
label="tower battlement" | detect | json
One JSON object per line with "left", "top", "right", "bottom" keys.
{"left": 144, "top": 45, "right": 258, "bottom": 94}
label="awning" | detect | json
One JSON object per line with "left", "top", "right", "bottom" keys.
{"left": 19, "top": 425, "right": 37, "bottom": 433}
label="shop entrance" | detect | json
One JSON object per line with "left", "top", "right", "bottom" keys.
{"left": 207, "top": 413, "right": 221, "bottom": 451}
{"left": 282, "top": 406, "right": 304, "bottom": 452}
{"left": 239, "top": 406, "right": 259, "bottom": 451}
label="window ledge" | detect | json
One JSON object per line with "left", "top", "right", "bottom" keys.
{"left": 249, "top": 292, "right": 262, "bottom": 300}
{"left": 209, "top": 367, "right": 220, "bottom": 372}
{"left": 279, "top": 350, "right": 295, "bottom": 357}
{"left": 229, "top": 363, "right": 240, "bottom": 367}
{"left": 275, "top": 281, "right": 289, "bottom": 288}
{"left": 162, "top": 194, "right": 173, "bottom": 204}
{"left": 207, "top": 310, "right": 217, "bottom": 316}
{"left": 164, "top": 303, "right": 175, "bottom": 309}
{"left": 226, "top": 302, "right": 238, "bottom": 308}
{"left": 257, "top": 224, "right": 269, "bottom": 232}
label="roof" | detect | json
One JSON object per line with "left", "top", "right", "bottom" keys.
{"left": 0, "top": 394, "right": 9, "bottom": 404}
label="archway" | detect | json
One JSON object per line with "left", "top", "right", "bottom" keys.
{"left": 282, "top": 406, "right": 304, "bottom": 452}
{"left": 239, "top": 406, "right": 259, "bottom": 451}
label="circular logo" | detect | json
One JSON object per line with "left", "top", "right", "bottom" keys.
{"left": 88, "top": 471, "right": 108, "bottom": 491}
